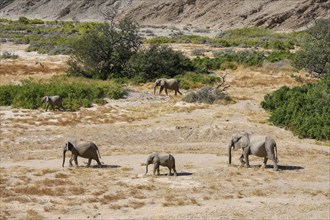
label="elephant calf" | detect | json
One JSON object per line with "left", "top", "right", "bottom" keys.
{"left": 62, "top": 141, "right": 102, "bottom": 167}
{"left": 41, "top": 95, "right": 64, "bottom": 111}
{"left": 145, "top": 153, "right": 178, "bottom": 176}
{"left": 228, "top": 132, "right": 279, "bottom": 171}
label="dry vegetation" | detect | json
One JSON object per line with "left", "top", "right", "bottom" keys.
{"left": 0, "top": 43, "right": 329, "bottom": 219}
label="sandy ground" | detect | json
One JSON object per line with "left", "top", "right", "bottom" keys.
{"left": 0, "top": 43, "right": 329, "bottom": 220}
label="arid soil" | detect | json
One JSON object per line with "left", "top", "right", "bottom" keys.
{"left": 0, "top": 43, "right": 329, "bottom": 219}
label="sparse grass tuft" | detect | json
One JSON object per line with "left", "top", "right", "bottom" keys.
{"left": 26, "top": 209, "right": 43, "bottom": 220}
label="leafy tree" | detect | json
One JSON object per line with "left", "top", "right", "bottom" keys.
{"left": 293, "top": 19, "right": 330, "bottom": 77}
{"left": 67, "top": 19, "right": 142, "bottom": 80}
{"left": 261, "top": 73, "right": 330, "bottom": 141}
{"left": 123, "top": 44, "right": 194, "bottom": 83}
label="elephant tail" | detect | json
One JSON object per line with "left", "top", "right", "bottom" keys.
{"left": 96, "top": 146, "right": 101, "bottom": 159}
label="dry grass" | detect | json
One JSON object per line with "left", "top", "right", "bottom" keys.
{"left": 25, "top": 209, "right": 44, "bottom": 220}
{"left": 13, "top": 186, "right": 66, "bottom": 196}
{"left": 100, "top": 192, "right": 127, "bottom": 204}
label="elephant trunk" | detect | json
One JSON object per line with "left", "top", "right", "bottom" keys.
{"left": 145, "top": 164, "right": 149, "bottom": 175}
{"left": 62, "top": 150, "right": 67, "bottom": 167}
{"left": 153, "top": 84, "right": 157, "bottom": 95}
{"left": 228, "top": 142, "right": 233, "bottom": 164}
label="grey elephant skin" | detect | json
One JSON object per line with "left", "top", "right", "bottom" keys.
{"left": 154, "top": 78, "right": 182, "bottom": 95}
{"left": 41, "top": 95, "right": 64, "bottom": 111}
{"left": 62, "top": 141, "right": 102, "bottom": 167}
{"left": 145, "top": 153, "right": 178, "bottom": 176}
{"left": 228, "top": 132, "right": 278, "bottom": 171}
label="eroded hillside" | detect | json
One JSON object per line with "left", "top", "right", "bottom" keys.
{"left": 1, "top": 0, "right": 329, "bottom": 31}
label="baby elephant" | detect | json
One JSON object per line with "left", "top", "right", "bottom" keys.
{"left": 62, "top": 141, "right": 102, "bottom": 167}
{"left": 41, "top": 95, "right": 64, "bottom": 111}
{"left": 145, "top": 153, "right": 178, "bottom": 176}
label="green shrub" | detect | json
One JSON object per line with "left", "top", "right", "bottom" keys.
{"left": 266, "top": 51, "right": 294, "bottom": 62}
{"left": 1, "top": 51, "right": 19, "bottom": 59}
{"left": 293, "top": 19, "right": 330, "bottom": 77}
{"left": 261, "top": 74, "right": 330, "bottom": 140}
{"left": 67, "top": 19, "right": 142, "bottom": 80}
{"left": 0, "top": 77, "right": 124, "bottom": 110}
{"left": 176, "top": 72, "right": 221, "bottom": 90}
{"left": 124, "top": 44, "right": 194, "bottom": 83}
{"left": 192, "top": 50, "right": 265, "bottom": 73}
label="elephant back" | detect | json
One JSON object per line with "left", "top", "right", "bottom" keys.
{"left": 75, "top": 141, "right": 98, "bottom": 158}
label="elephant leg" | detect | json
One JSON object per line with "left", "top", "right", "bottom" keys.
{"left": 173, "top": 165, "right": 178, "bottom": 176}
{"left": 177, "top": 90, "right": 182, "bottom": 95}
{"left": 269, "top": 156, "right": 278, "bottom": 171}
{"left": 45, "top": 103, "right": 49, "bottom": 111}
{"left": 174, "top": 90, "right": 177, "bottom": 95}
{"left": 69, "top": 155, "right": 74, "bottom": 166}
{"left": 159, "top": 87, "right": 164, "bottom": 95}
{"left": 267, "top": 151, "right": 278, "bottom": 171}
{"left": 168, "top": 167, "right": 172, "bottom": 176}
{"left": 165, "top": 88, "right": 168, "bottom": 95}
{"left": 239, "top": 154, "right": 245, "bottom": 165}
{"left": 262, "top": 157, "right": 268, "bottom": 168}
{"left": 95, "top": 158, "right": 102, "bottom": 167}
{"left": 86, "top": 158, "right": 92, "bottom": 167}
{"left": 70, "top": 155, "right": 78, "bottom": 166}
{"left": 74, "top": 155, "right": 78, "bottom": 166}
{"left": 153, "top": 163, "right": 159, "bottom": 175}
{"left": 243, "top": 148, "right": 250, "bottom": 168}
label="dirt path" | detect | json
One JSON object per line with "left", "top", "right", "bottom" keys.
{"left": 0, "top": 43, "right": 329, "bottom": 220}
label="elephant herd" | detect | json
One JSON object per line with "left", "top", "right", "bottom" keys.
{"left": 43, "top": 78, "right": 278, "bottom": 173}
{"left": 41, "top": 78, "right": 182, "bottom": 112}
{"left": 62, "top": 131, "right": 279, "bottom": 175}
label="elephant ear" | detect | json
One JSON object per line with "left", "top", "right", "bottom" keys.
{"left": 235, "top": 133, "right": 250, "bottom": 149}
{"left": 67, "top": 141, "right": 76, "bottom": 150}
{"left": 160, "top": 80, "right": 166, "bottom": 86}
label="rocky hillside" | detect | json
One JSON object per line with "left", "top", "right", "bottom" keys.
{"left": 0, "top": 0, "right": 329, "bottom": 31}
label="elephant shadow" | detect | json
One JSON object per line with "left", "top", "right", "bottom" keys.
{"left": 177, "top": 172, "right": 193, "bottom": 176}
{"left": 247, "top": 165, "right": 304, "bottom": 170}
{"left": 156, "top": 172, "right": 193, "bottom": 177}
{"left": 91, "top": 164, "right": 121, "bottom": 169}
{"left": 276, "top": 165, "right": 304, "bottom": 171}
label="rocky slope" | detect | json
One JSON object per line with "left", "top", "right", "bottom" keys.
{"left": 1, "top": 0, "right": 329, "bottom": 31}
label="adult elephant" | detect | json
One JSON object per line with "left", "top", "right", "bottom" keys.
{"left": 41, "top": 95, "right": 64, "bottom": 111}
{"left": 154, "top": 78, "right": 182, "bottom": 95}
{"left": 62, "top": 141, "right": 102, "bottom": 167}
{"left": 227, "top": 132, "right": 278, "bottom": 171}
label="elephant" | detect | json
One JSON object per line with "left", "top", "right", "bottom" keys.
{"left": 227, "top": 132, "right": 278, "bottom": 171}
{"left": 154, "top": 78, "right": 182, "bottom": 95}
{"left": 145, "top": 153, "right": 178, "bottom": 176}
{"left": 41, "top": 95, "right": 64, "bottom": 111}
{"left": 62, "top": 141, "right": 102, "bottom": 167}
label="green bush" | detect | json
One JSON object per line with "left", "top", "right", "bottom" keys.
{"left": 261, "top": 74, "right": 330, "bottom": 141}
{"left": 67, "top": 19, "right": 142, "bottom": 80}
{"left": 293, "top": 19, "right": 330, "bottom": 77}
{"left": 176, "top": 72, "right": 221, "bottom": 90}
{"left": 192, "top": 51, "right": 265, "bottom": 73}
{"left": 266, "top": 51, "right": 294, "bottom": 62}
{"left": 0, "top": 77, "right": 124, "bottom": 110}
{"left": 124, "top": 44, "right": 194, "bottom": 83}
{"left": 1, "top": 51, "right": 19, "bottom": 59}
